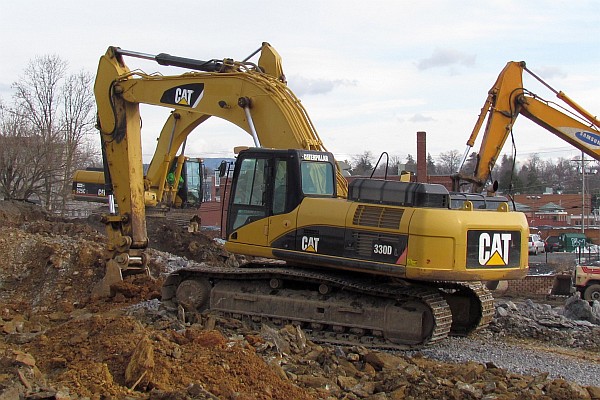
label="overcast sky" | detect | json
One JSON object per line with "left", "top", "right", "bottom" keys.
{"left": 1, "top": 0, "right": 598, "bottom": 165}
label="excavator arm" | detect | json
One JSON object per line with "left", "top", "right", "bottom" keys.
{"left": 456, "top": 61, "right": 600, "bottom": 192}
{"left": 92, "top": 43, "right": 347, "bottom": 296}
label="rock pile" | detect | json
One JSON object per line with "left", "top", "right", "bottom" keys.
{"left": 564, "top": 293, "right": 600, "bottom": 325}
{"left": 491, "top": 297, "right": 600, "bottom": 350}
{"left": 247, "top": 323, "right": 600, "bottom": 400}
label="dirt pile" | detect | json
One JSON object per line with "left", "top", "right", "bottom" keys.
{"left": 23, "top": 316, "right": 311, "bottom": 399}
{"left": 0, "top": 201, "right": 312, "bottom": 399}
{"left": 0, "top": 200, "right": 599, "bottom": 399}
{"left": 0, "top": 200, "right": 48, "bottom": 227}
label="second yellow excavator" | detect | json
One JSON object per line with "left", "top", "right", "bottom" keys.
{"left": 72, "top": 156, "right": 205, "bottom": 209}
{"left": 92, "top": 43, "right": 529, "bottom": 348}
{"left": 455, "top": 61, "right": 600, "bottom": 192}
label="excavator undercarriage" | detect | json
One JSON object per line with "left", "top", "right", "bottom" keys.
{"left": 162, "top": 262, "right": 493, "bottom": 349}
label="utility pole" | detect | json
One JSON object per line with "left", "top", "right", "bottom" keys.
{"left": 582, "top": 151, "right": 585, "bottom": 234}
{"left": 570, "top": 153, "right": 590, "bottom": 234}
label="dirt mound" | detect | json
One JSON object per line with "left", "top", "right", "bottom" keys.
{"left": 0, "top": 201, "right": 310, "bottom": 398}
{"left": 0, "top": 226, "right": 104, "bottom": 314}
{"left": 0, "top": 200, "right": 48, "bottom": 227}
{"left": 20, "top": 315, "right": 311, "bottom": 399}
{"left": 147, "top": 222, "right": 229, "bottom": 265}
{"left": 83, "top": 209, "right": 243, "bottom": 267}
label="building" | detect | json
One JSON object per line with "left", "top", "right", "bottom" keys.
{"left": 512, "top": 193, "right": 594, "bottom": 228}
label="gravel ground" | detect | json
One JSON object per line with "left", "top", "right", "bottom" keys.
{"left": 404, "top": 334, "right": 600, "bottom": 387}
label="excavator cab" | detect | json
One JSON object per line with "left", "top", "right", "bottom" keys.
{"left": 166, "top": 157, "right": 204, "bottom": 208}
{"left": 226, "top": 148, "right": 337, "bottom": 237}
{"left": 181, "top": 158, "right": 204, "bottom": 207}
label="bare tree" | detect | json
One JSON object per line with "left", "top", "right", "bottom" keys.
{"left": 12, "top": 55, "right": 66, "bottom": 209}
{"left": 0, "top": 105, "right": 51, "bottom": 200}
{"left": 8, "top": 55, "right": 97, "bottom": 213}
{"left": 59, "top": 71, "right": 96, "bottom": 212}
{"left": 437, "top": 149, "right": 461, "bottom": 175}
{"left": 351, "top": 151, "right": 374, "bottom": 176}
{"left": 374, "top": 154, "right": 400, "bottom": 176}
{"left": 550, "top": 158, "right": 583, "bottom": 194}
{"left": 405, "top": 154, "right": 416, "bottom": 170}
{"left": 459, "top": 151, "right": 479, "bottom": 177}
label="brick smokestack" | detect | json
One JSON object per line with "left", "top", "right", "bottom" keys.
{"left": 417, "top": 131, "right": 427, "bottom": 183}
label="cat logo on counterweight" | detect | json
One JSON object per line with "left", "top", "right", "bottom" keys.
{"left": 478, "top": 232, "right": 512, "bottom": 266}
{"left": 467, "top": 230, "right": 520, "bottom": 268}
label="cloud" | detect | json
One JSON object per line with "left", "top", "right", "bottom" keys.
{"left": 287, "top": 75, "right": 357, "bottom": 96}
{"left": 417, "top": 48, "right": 476, "bottom": 71}
{"left": 533, "top": 66, "right": 567, "bottom": 80}
{"left": 409, "top": 113, "right": 435, "bottom": 122}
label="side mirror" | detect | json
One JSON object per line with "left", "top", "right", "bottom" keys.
{"left": 218, "top": 161, "right": 228, "bottom": 177}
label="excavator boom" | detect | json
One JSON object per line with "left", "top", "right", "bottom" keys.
{"left": 92, "top": 43, "right": 347, "bottom": 294}
{"left": 457, "top": 61, "right": 599, "bottom": 192}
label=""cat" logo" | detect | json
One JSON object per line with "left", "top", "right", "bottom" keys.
{"left": 301, "top": 236, "right": 320, "bottom": 253}
{"left": 478, "top": 233, "right": 512, "bottom": 266}
{"left": 174, "top": 88, "right": 195, "bottom": 105}
{"left": 160, "top": 83, "right": 204, "bottom": 108}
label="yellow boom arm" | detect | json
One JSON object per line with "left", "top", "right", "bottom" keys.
{"left": 457, "top": 61, "right": 599, "bottom": 192}
{"left": 92, "top": 43, "right": 347, "bottom": 293}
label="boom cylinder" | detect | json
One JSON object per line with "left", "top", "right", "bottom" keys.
{"left": 113, "top": 48, "right": 224, "bottom": 72}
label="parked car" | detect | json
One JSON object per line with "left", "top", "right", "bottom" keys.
{"left": 544, "top": 235, "right": 563, "bottom": 252}
{"left": 528, "top": 234, "right": 545, "bottom": 255}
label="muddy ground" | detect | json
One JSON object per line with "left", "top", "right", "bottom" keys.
{"left": 0, "top": 200, "right": 599, "bottom": 399}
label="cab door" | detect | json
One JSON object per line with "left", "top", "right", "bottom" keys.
{"left": 227, "top": 156, "right": 270, "bottom": 246}
{"left": 267, "top": 158, "right": 298, "bottom": 245}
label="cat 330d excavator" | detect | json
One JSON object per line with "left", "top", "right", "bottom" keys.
{"left": 93, "top": 42, "right": 529, "bottom": 348}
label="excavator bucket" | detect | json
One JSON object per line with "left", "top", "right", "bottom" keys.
{"left": 551, "top": 273, "right": 575, "bottom": 296}
{"left": 91, "top": 259, "right": 124, "bottom": 299}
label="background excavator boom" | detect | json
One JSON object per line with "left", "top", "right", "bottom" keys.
{"left": 456, "top": 61, "right": 599, "bottom": 193}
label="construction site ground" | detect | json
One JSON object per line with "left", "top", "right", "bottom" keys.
{"left": 0, "top": 200, "right": 599, "bottom": 400}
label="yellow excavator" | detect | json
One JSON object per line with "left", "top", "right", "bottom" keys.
{"left": 455, "top": 61, "right": 600, "bottom": 192}
{"left": 92, "top": 43, "right": 529, "bottom": 348}
{"left": 72, "top": 155, "right": 205, "bottom": 209}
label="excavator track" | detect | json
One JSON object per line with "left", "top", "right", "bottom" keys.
{"left": 435, "top": 281, "right": 495, "bottom": 336}
{"left": 163, "top": 263, "right": 453, "bottom": 350}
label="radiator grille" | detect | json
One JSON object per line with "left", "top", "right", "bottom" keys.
{"left": 353, "top": 205, "right": 403, "bottom": 229}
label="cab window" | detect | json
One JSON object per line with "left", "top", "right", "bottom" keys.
{"left": 301, "top": 161, "right": 334, "bottom": 196}
{"left": 233, "top": 158, "right": 266, "bottom": 206}
{"left": 272, "top": 159, "right": 288, "bottom": 214}
{"left": 230, "top": 158, "right": 268, "bottom": 231}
